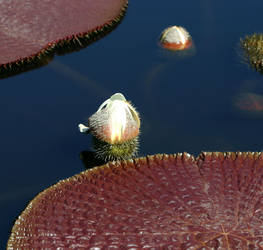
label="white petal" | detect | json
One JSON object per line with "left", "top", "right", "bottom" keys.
{"left": 78, "top": 124, "right": 89, "bottom": 133}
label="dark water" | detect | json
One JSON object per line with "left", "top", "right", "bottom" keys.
{"left": 2, "top": 0, "right": 263, "bottom": 246}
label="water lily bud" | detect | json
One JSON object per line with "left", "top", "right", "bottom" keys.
{"left": 80, "top": 93, "right": 141, "bottom": 161}
{"left": 160, "top": 25, "right": 192, "bottom": 51}
{"left": 88, "top": 93, "right": 140, "bottom": 144}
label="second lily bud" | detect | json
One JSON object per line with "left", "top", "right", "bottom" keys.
{"left": 79, "top": 93, "right": 140, "bottom": 161}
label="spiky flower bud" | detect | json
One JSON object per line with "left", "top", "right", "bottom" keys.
{"left": 240, "top": 33, "right": 263, "bottom": 74}
{"left": 79, "top": 93, "right": 140, "bottom": 161}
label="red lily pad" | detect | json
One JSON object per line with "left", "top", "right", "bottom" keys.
{"left": 7, "top": 152, "right": 263, "bottom": 248}
{"left": 0, "top": 0, "right": 128, "bottom": 77}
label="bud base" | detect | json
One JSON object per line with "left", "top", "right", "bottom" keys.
{"left": 92, "top": 136, "right": 139, "bottom": 161}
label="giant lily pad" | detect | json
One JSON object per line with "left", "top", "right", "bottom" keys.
{"left": 0, "top": 0, "right": 128, "bottom": 77}
{"left": 7, "top": 152, "right": 263, "bottom": 248}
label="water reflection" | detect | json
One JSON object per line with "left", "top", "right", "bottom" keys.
{"left": 233, "top": 92, "right": 263, "bottom": 118}
{"left": 49, "top": 60, "right": 111, "bottom": 97}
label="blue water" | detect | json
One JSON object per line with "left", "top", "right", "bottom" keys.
{"left": 2, "top": 0, "right": 263, "bottom": 246}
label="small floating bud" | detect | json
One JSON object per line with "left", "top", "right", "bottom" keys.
{"left": 159, "top": 25, "right": 192, "bottom": 51}
{"left": 80, "top": 93, "right": 141, "bottom": 161}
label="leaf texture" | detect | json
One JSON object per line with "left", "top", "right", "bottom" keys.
{"left": 0, "top": 0, "right": 127, "bottom": 75}
{"left": 7, "top": 152, "right": 263, "bottom": 249}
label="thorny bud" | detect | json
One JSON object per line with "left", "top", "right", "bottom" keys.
{"left": 78, "top": 93, "right": 140, "bottom": 161}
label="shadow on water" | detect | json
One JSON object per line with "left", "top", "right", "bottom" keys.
{"left": 49, "top": 60, "right": 111, "bottom": 98}
{"left": 80, "top": 151, "right": 107, "bottom": 169}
